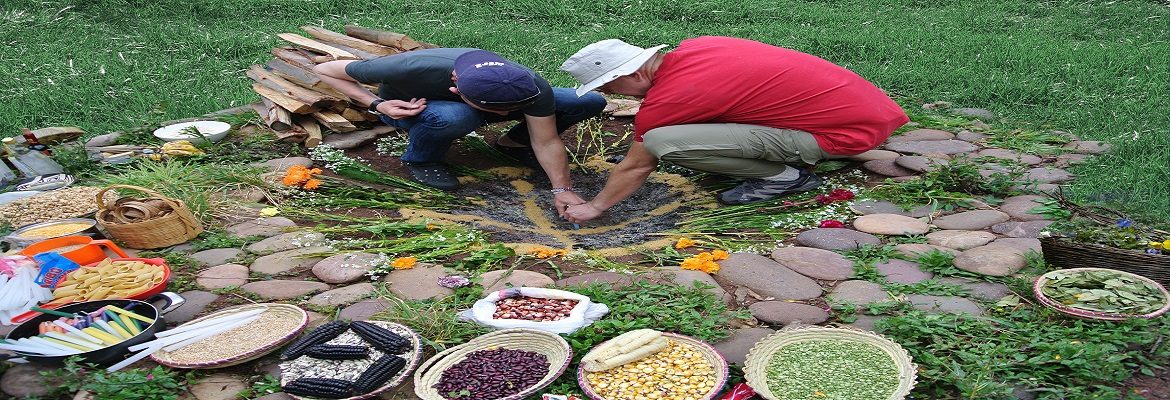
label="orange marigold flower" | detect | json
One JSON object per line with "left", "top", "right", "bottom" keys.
{"left": 674, "top": 237, "right": 696, "bottom": 249}
{"left": 282, "top": 165, "right": 311, "bottom": 186}
{"left": 426, "top": 224, "right": 439, "bottom": 230}
{"left": 680, "top": 252, "right": 721, "bottom": 274}
{"left": 529, "top": 247, "right": 568, "bottom": 259}
{"left": 302, "top": 178, "right": 322, "bottom": 190}
{"left": 711, "top": 250, "right": 729, "bottom": 261}
{"left": 392, "top": 257, "right": 418, "bottom": 270}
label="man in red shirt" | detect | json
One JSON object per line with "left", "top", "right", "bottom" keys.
{"left": 558, "top": 37, "right": 908, "bottom": 222}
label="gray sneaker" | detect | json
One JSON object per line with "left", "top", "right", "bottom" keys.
{"left": 717, "top": 169, "right": 823, "bottom": 205}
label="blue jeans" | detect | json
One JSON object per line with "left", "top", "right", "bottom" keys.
{"left": 380, "top": 88, "right": 606, "bottom": 163}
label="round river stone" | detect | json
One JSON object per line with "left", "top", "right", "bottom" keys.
{"left": 887, "top": 128, "right": 955, "bottom": 142}
{"left": 771, "top": 246, "right": 856, "bottom": 280}
{"left": 885, "top": 139, "right": 978, "bottom": 155}
{"left": 932, "top": 210, "right": 1010, "bottom": 230}
{"left": 852, "top": 214, "right": 930, "bottom": 235}
{"left": 715, "top": 253, "right": 822, "bottom": 300}
{"left": 952, "top": 245, "right": 1027, "bottom": 276}
{"left": 748, "top": 301, "right": 830, "bottom": 326}
{"left": 862, "top": 159, "right": 917, "bottom": 177}
{"left": 998, "top": 195, "right": 1050, "bottom": 221}
{"left": 794, "top": 228, "right": 882, "bottom": 251}
{"left": 926, "top": 230, "right": 997, "bottom": 250}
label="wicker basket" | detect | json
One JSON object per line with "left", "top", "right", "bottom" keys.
{"left": 95, "top": 184, "right": 203, "bottom": 249}
{"left": 577, "top": 332, "right": 729, "bottom": 400}
{"left": 414, "top": 328, "right": 572, "bottom": 400}
{"left": 151, "top": 303, "right": 308, "bottom": 368}
{"left": 1033, "top": 267, "right": 1170, "bottom": 321}
{"left": 282, "top": 321, "right": 425, "bottom": 400}
{"left": 744, "top": 326, "right": 917, "bottom": 400}
{"left": 1041, "top": 237, "right": 1170, "bottom": 285}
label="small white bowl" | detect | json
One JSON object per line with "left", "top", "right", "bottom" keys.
{"left": 153, "top": 121, "right": 231, "bottom": 144}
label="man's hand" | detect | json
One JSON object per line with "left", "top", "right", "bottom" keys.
{"left": 554, "top": 191, "right": 586, "bottom": 219}
{"left": 378, "top": 98, "right": 427, "bottom": 119}
{"left": 564, "top": 202, "right": 604, "bottom": 223}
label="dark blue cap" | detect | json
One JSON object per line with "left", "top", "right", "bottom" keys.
{"left": 453, "top": 50, "right": 541, "bottom": 109}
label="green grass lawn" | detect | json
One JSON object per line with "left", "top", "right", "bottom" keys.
{"left": 0, "top": 0, "right": 1166, "bottom": 220}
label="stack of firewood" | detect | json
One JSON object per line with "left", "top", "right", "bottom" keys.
{"left": 248, "top": 25, "right": 436, "bottom": 147}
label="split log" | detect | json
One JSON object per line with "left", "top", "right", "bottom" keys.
{"left": 340, "top": 107, "right": 369, "bottom": 122}
{"left": 277, "top": 33, "right": 359, "bottom": 60}
{"left": 247, "top": 65, "right": 346, "bottom": 109}
{"left": 300, "top": 25, "right": 398, "bottom": 56}
{"left": 343, "top": 25, "right": 422, "bottom": 51}
{"left": 295, "top": 117, "right": 324, "bottom": 148}
{"left": 272, "top": 47, "right": 318, "bottom": 70}
{"left": 259, "top": 98, "right": 293, "bottom": 131}
{"left": 266, "top": 58, "right": 321, "bottom": 87}
{"left": 311, "top": 111, "right": 358, "bottom": 133}
{"left": 314, "top": 40, "right": 381, "bottom": 60}
{"left": 250, "top": 103, "right": 301, "bottom": 141}
{"left": 252, "top": 83, "right": 316, "bottom": 114}
{"left": 419, "top": 42, "right": 441, "bottom": 49}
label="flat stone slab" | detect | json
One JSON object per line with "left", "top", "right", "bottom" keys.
{"left": 714, "top": 253, "right": 822, "bottom": 300}
{"left": 794, "top": 228, "right": 882, "bottom": 251}
{"left": 312, "top": 252, "right": 384, "bottom": 284}
{"left": 1055, "top": 153, "right": 1092, "bottom": 167}
{"left": 771, "top": 246, "right": 856, "bottom": 280}
{"left": 907, "top": 295, "right": 983, "bottom": 315}
{"left": 308, "top": 282, "right": 375, "bottom": 307}
{"left": 196, "top": 263, "right": 249, "bottom": 289}
{"left": 1, "top": 364, "right": 56, "bottom": 398}
{"left": 863, "top": 159, "right": 917, "bottom": 177}
{"left": 749, "top": 301, "right": 829, "bottom": 326}
{"left": 998, "top": 195, "right": 1050, "bottom": 221}
{"left": 247, "top": 231, "right": 327, "bottom": 255}
{"left": 894, "top": 155, "right": 948, "bottom": 172}
{"left": 933, "top": 210, "right": 1010, "bottom": 230}
{"left": 323, "top": 127, "right": 391, "bottom": 149}
{"left": 956, "top": 130, "right": 988, "bottom": 142}
{"left": 168, "top": 290, "right": 220, "bottom": 324}
{"left": 226, "top": 217, "right": 297, "bottom": 238}
{"left": 844, "top": 315, "right": 885, "bottom": 332}
{"left": 250, "top": 246, "right": 331, "bottom": 276}
{"left": 650, "top": 268, "right": 732, "bottom": 305}
{"left": 850, "top": 200, "right": 933, "bottom": 218}
{"left": 1023, "top": 167, "right": 1073, "bottom": 184}
{"left": 853, "top": 214, "right": 930, "bottom": 235}
{"left": 261, "top": 157, "right": 313, "bottom": 172}
{"left": 1062, "top": 140, "right": 1110, "bottom": 154}
{"left": 384, "top": 264, "right": 454, "bottom": 300}
{"left": 953, "top": 245, "right": 1027, "bottom": 276}
{"left": 849, "top": 149, "right": 900, "bottom": 161}
{"left": 339, "top": 299, "right": 393, "bottom": 320}
{"left": 241, "top": 280, "right": 329, "bottom": 300}
{"left": 874, "top": 259, "right": 933, "bottom": 284}
{"left": 894, "top": 243, "right": 959, "bottom": 258}
{"left": 926, "top": 230, "right": 997, "bottom": 250}
{"left": 976, "top": 148, "right": 1042, "bottom": 165}
{"left": 887, "top": 128, "right": 955, "bottom": 143}
{"left": 952, "top": 107, "right": 996, "bottom": 121}
{"left": 986, "top": 238, "right": 1042, "bottom": 254}
{"left": 481, "top": 269, "right": 555, "bottom": 294}
{"left": 713, "top": 327, "right": 776, "bottom": 365}
{"left": 190, "top": 373, "right": 249, "bottom": 400}
{"left": 828, "top": 280, "right": 891, "bottom": 306}
{"left": 190, "top": 248, "right": 244, "bottom": 267}
{"left": 885, "top": 139, "right": 978, "bottom": 155}
{"left": 937, "top": 277, "right": 1013, "bottom": 301}
{"left": 991, "top": 220, "right": 1054, "bottom": 238}
{"left": 556, "top": 271, "right": 636, "bottom": 289}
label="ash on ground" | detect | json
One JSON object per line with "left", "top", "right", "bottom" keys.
{"left": 453, "top": 170, "right": 689, "bottom": 249}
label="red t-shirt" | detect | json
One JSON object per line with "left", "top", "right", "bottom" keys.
{"left": 635, "top": 36, "right": 908, "bottom": 155}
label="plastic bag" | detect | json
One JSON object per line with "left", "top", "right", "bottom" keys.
{"left": 459, "top": 287, "right": 609, "bottom": 334}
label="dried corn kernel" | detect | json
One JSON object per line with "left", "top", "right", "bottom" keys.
{"left": 585, "top": 340, "right": 717, "bottom": 400}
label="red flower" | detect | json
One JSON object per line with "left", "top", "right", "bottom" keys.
{"left": 815, "top": 194, "right": 832, "bottom": 205}
{"left": 819, "top": 220, "right": 846, "bottom": 228}
{"left": 829, "top": 189, "right": 855, "bottom": 201}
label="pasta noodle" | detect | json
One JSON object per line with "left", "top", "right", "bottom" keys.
{"left": 51, "top": 259, "right": 162, "bottom": 302}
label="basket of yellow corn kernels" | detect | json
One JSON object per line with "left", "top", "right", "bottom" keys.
{"left": 577, "top": 329, "right": 728, "bottom": 400}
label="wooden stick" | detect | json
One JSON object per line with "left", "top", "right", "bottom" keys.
{"left": 340, "top": 107, "right": 369, "bottom": 123}
{"left": 300, "top": 25, "right": 398, "bottom": 56}
{"left": 277, "top": 33, "right": 359, "bottom": 60}
{"left": 313, "top": 40, "right": 380, "bottom": 60}
{"left": 252, "top": 83, "right": 316, "bottom": 114}
{"left": 265, "top": 58, "right": 320, "bottom": 86}
{"left": 419, "top": 41, "right": 441, "bottom": 49}
{"left": 343, "top": 25, "right": 423, "bottom": 51}
{"left": 247, "top": 65, "right": 345, "bottom": 109}
{"left": 271, "top": 47, "right": 317, "bottom": 69}
{"left": 312, "top": 111, "right": 358, "bottom": 133}
{"left": 260, "top": 98, "right": 293, "bottom": 131}
{"left": 295, "top": 117, "right": 324, "bottom": 148}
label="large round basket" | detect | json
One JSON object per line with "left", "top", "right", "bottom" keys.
{"left": 1033, "top": 267, "right": 1170, "bottom": 321}
{"left": 577, "top": 332, "right": 729, "bottom": 400}
{"left": 744, "top": 326, "right": 917, "bottom": 400}
{"left": 151, "top": 303, "right": 308, "bottom": 368}
{"left": 281, "top": 321, "right": 425, "bottom": 400}
{"left": 95, "top": 184, "right": 203, "bottom": 249}
{"left": 413, "top": 328, "right": 572, "bottom": 400}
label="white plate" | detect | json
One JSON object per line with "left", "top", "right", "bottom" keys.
{"left": 152, "top": 121, "right": 230, "bottom": 143}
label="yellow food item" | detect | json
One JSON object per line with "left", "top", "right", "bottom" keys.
{"left": 16, "top": 222, "right": 92, "bottom": 239}
{"left": 52, "top": 259, "right": 163, "bottom": 302}
{"left": 586, "top": 340, "right": 718, "bottom": 400}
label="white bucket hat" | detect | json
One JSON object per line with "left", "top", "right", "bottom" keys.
{"left": 559, "top": 39, "right": 667, "bottom": 97}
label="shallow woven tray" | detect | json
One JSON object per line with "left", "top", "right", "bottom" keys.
{"left": 281, "top": 320, "right": 425, "bottom": 400}
{"left": 1041, "top": 237, "right": 1170, "bottom": 285}
{"left": 577, "top": 332, "right": 729, "bottom": 400}
{"left": 1033, "top": 267, "right": 1170, "bottom": 321}
{"left": 744, "top": 326, "right": 917, "bottom": 400}
{"left": 151, "top": 303, "right": 308, "bottom": 369}
{"left": 414, "top": 328, "right": 572, "bottom": 400}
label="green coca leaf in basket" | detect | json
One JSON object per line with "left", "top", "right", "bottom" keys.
{"left": 1040, "top": 270, "right": 1167, "bottom": 315}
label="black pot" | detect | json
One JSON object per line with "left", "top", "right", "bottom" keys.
{"left": 4, "top": 292, "right": 185, "bottom": 366}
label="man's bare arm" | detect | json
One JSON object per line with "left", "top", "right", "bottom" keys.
{"left": 564, "top": 141, "right": 658, "bottom": 222}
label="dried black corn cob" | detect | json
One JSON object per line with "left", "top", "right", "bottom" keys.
{"left": 305, "top": 344, "right": 370, "bottom": 360}
{"left": 282, "top": 377, "right": 355, "bottom": 399}
{"left": 280, "top": 320, "right": 349, "bottom": 360}
{"left": 350, "top": 321, "right": 410, "bottom": 354}
{"left": 353, "top": 355, "right": 408, "bottom": 394}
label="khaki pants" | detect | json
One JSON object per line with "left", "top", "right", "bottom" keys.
{"left": 641, "top": 123, "right": 831, "bottom": 178}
